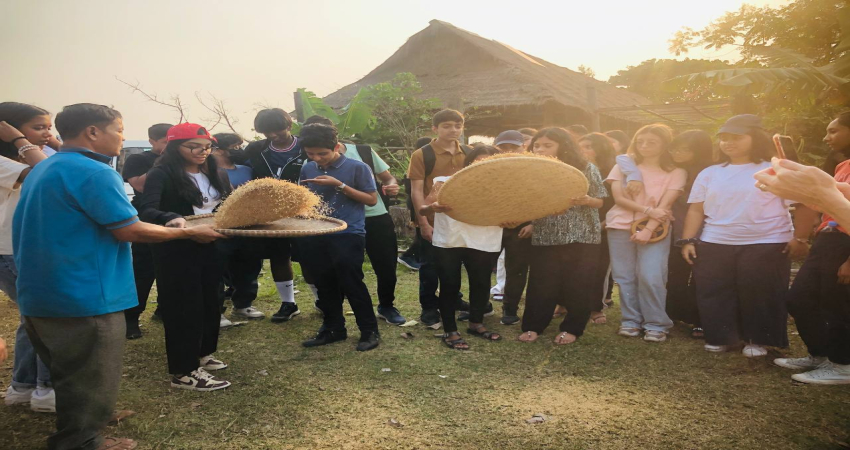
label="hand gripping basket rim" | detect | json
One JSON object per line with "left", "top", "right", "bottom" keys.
{"left": 436, "top": 156, "right": 589, "bottom": 226}
{"left": 185, "top": 214, "right": 347, "bottom": 237}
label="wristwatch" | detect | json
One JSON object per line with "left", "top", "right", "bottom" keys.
{"left": 675, "top": 238, "right": 699, "bottom": 246}
{"left": 335, "top": 183, "right": 347, "bottom": 192}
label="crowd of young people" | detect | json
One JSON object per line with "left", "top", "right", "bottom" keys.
{"left": 0, "top": 102, "right": 849, "bottom": 450}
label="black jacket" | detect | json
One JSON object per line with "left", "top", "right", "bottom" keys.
{"left": 138, "top": 166, "right": 232, "bottom": 225}
{"left": 233, "top": 138, "right": 308, "bottom": 183}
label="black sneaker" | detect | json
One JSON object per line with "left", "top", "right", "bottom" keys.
{"left": 420, "top": 309, "right": 442, "bottom": 329}
{"left": 271, "top": 303, "right": 301, "bottom": 323}
{"left": 302, "top": 329, "right": 348, "bottom": 347}
{"left": 455, "top": 299, "right": 470, "bottom": 312}
{"left": 356, "top": 331, "right": 380, "bottom": 352}
{"left": 125, "top": 320, "right": 142, "bottom": 340}
{"left": 397, "top": 255, "right": 421, "bottom": 271}
{"left": 501, "top": 309, "right": 520, "bottom": 325}
{"left": 171, "top": 368, "right": 231, "bottom": 391}
{"left": 458, "top": 302, "right": 495, "bottom": 322}
{"left": 377, "top": 306, "right": 406, "bottom": 325}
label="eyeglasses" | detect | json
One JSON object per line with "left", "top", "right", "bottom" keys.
{"left": 181, "top": 144, "right": 213, "bottom": 155}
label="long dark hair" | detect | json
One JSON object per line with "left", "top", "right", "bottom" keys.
{"left": 671, "top": 130, "right": 714, "bottom": 186}
{"left": 463, "top": 145, "right": 499, "bottom": 167}
{"left": 0, "top": 102, "right": 49, "bottom": 159}
{"left": 529, "top": 127, "right": 587, "bottom": 170}
{"left": 579, "top": 132, "right": 616, "bottom": 178}
{"left": 155, "top": 139, "right": 232, "bottom": 207}
{"left": 604, "top": 130, "right": 630, "bottom": 154}
{"left": 717, "top": 128, "right": 775, "bottom": 165}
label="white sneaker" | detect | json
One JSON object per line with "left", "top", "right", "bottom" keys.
{"left": 200, "top": 355, "right": 228, "bottom": 371}
{"left": 231, "top": 306, "right": 265, "bottom": 319}
{"left": 30, "top": 388, "right": 55, "bottom": 413}
{"left": 617, "top": 327, "right": 641, "bottom": 338}
{"left": 643, "top": 330, "right": 667, "bottom": 342}
{"left": 704, "top": 344, "right": 728, "bottom": 353}
{"left": 742, "top": 344, "right": 767, "bottom": 358}
{"left": 4, "top": 386, "right": 34, "bottom": 406}
{"left": 774, "top": 354, "right": 827, "bottom": 370}
{"left": 791, "top": 362, "right": 850, "bottom": 385}
{"left": 219, "top": 314, "right": 233, "bottom": 328}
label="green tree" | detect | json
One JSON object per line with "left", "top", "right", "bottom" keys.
{"left": 608, "top": 58, "right": 745, "bottom": 102}
{"left": 359, "top": 73, "right": 440, "bottom": 149}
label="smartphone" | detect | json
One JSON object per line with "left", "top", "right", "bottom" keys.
{"left": 772, "top": 134, "right": 793, "bottom": 159}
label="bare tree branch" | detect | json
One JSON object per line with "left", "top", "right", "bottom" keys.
{"left": 116, "top": 77, "right": 186, "bottom": 123}
{"left": 196, "top": 92, "right": 241, "bottom": 136}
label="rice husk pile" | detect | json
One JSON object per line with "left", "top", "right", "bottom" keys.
{"left": 215, "top": 178, "right": 323, "bottom": 229}
{"left": 436, "top": 152, "right": 588, "bottom": 226}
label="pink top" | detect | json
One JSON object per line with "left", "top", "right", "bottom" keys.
{"left": 605, "top": 165, "right": 687, "bottom": 231}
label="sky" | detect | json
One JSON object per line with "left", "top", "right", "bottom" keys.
{"left": 2, "top": 0, "right": 789, "bottom": 139}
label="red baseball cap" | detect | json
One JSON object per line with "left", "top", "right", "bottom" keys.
{"left": 166, "top": 123, "right": 217, "bottom": 142}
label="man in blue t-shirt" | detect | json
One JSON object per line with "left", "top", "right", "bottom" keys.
{"left": 13, "top": 104, "right": 224, "bottom": 450}
{"left": 298, "top": 123, "right": 381, "bottom": 352}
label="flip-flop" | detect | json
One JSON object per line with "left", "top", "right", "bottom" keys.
{"left": 554, "top": 332, "right": 577, "bottom": 345}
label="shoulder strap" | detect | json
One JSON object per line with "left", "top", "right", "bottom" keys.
{"left": 422, "top": 144, "right": 437, "bottom": 178}
{"left": 459, "top": 144, "right": 472, "bottom": 155}
{"left": 355, "top": 144, "right": 376, "bottom": 174}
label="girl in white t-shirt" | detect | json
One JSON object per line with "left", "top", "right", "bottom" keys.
{"left": 680, "top": 115, "right": 816, "bottom": 357}
{"left": 420, "top": 146, "right": 502, "bottom": 350}
{"left": 139, "top": 123, "right": 233, "bottom": 391}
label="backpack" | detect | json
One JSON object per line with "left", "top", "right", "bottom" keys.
{"left": 402, "top": 143, "right": 471, "bottom": 221}
{"left": 354, "top": 144, "right": 392, "bottom": 209}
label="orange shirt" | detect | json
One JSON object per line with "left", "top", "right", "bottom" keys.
{"left": 406, "top": 139, "right": 466, "bottom": 197}
{"left": 819, "top": 159, "right": 850, "bottom": 235}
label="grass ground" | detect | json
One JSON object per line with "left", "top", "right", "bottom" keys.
{"left": 1, "top": 261, "right": 849, "bottom": 449}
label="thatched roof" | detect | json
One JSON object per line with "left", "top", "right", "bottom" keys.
{"left": 323, "top": 20, "right": 651, "bottom": 121}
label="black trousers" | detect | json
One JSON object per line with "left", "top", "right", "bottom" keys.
{"left": 152, "top": 240, "right": 223, "bottom": 375}
{"left": 433, "top": 246, "right": 499, "bottom": 333}
{"left": 299, "top": 234, "right": 378, "bottom": 333}
{"left": 590, "top": 230, "right": 611, "bottom": 313}
{"left": 417, "top": 228, "right": 440, "bottom": 311}
{"left": 666, "top": 243, "right": 701, "bottom": 327}
{"left": 693, "top": 242, "right": 790, "bottom": 347}
{"left": 124, "top": 243, "right": 156, "bottom": 322}
{"left": 522, "top": 243, "right": 599, "bottom": 337}
{"left": 787, "top": 232, "right": 850, "bottom": 364}
{"left": 216, "top": 238, "right": 264, "bottom": 309}
{"left": 365, "top": 213, "right": 398, "bottom": 308}
{"left": 502, "top": 227, "right": 532, "bottom": 314}
{"left": 24, "top": 313, "right": 125, "bottom": 450}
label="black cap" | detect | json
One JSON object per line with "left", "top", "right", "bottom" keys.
{"left": 718, "top": 114, "right": 763, "bottom": 135}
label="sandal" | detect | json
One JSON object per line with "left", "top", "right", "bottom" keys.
{"left": 467, "top": 324, "right": 501, "bottom": 341}
{"left": 97, "top": 437, "right": 138, "bottom": 450}
{"left": 442, "top": 331, "right": 469, "bottom": 350}
{"left": 691, "top": 327, "right": 705, "bottom": 339}
{"left": 554, "top": 332, "right": 577, "bottom": 345}
{"left": 518, "top": 331, "right": 539, "bottom": 342}
{"left": 590, "top": 312, "right": 607, "bottom": 324}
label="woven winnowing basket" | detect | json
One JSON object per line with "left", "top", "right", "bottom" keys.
{"left": 186, "top": 214, "right": 347, "bottom": 237}
{"left": 436, "top": 155, "right": 589, "bottom": 226}
{"left": 215, "top": 178, "right": 321, "bottom": 229}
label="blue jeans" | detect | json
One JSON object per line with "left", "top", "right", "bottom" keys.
{"left": 607, "top": 230, "right": 674, "bottom": 333}
{"left": 0, "top": 255, "right": 51, "bottom": 388}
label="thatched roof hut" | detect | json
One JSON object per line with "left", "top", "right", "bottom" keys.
{"left": 322, "top": 20, "right": 655, "bottom": 136}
